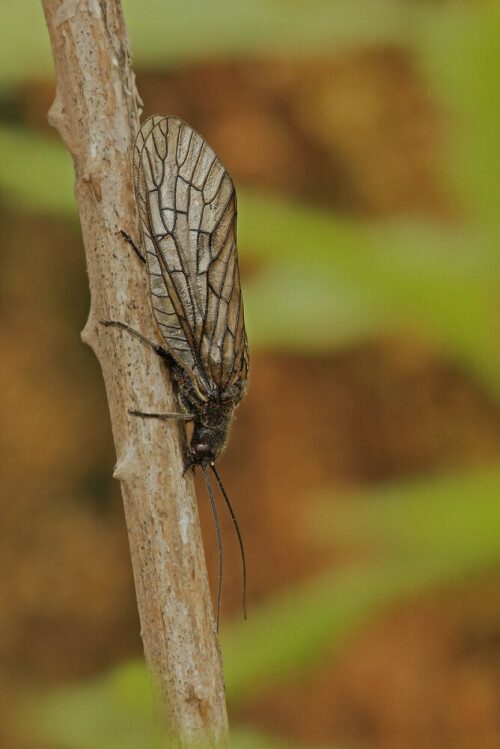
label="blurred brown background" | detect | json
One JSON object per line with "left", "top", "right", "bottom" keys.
{"left": 1, "top": 1, "right": 500, "bottom": 748}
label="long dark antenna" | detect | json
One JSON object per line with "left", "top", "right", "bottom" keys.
{"left": 210, "top": 463, "right": 247, "bottom": 620}
{"left": 201, "top": 461, "right": 223, "bottom": 632}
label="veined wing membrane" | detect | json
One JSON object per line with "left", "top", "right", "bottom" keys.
{"left": 134, "top": 115, "right": 249, "bottom": 398}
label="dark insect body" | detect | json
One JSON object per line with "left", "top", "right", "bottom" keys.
{"left": 102, "top": 115, "right": 249, "bottom": 628}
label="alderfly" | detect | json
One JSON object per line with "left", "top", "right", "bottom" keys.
{"left": 102, "top": 116, "right": 249, "bottom": 629}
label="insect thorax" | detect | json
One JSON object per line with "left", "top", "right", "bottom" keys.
{"left": 175, "top": 372, "right": 247, "bottom": 462}
{"left": 190, "top": 405, "right": 234, "bottom": 461}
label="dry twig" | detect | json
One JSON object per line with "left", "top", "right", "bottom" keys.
{"left": 40, "top": 1, "right": 229, "bottom": 745}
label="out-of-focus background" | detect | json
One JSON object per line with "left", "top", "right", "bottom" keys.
{"left": 1, "top": 1, "right": 500, "bottom": 747}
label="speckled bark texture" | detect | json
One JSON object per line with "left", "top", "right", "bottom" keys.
{"left": 40, "top": 1, "right": 229, "bottom": 745}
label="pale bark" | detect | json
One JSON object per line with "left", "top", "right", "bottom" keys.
{"left": 40, "top": 1, "right": 229, "bottom": 745}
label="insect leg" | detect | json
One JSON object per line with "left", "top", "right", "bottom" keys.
{"left": 182, "top": 454, "right": 200, "bottom": 475}
{"left": 99, "top": 320, "right": 174, "bottom": 363}
{"left": 119, "top": 229, "right": 145, "bottom": 264}
{"left": 102, "top": 321, "right": 195, "bottom": 422}
{"left": 128, "top": 409, "right": 194, "bottom": 421}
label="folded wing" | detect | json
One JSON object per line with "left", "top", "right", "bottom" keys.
{"left": 134, "top": 115, "right": 249, "bottom": 399}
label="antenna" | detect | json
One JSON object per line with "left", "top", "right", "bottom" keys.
{"left": 210, "top": 463, "right": 247, "bottom": 620}
{"left": 201, "top": 461, "right": 223, "bottom": 631}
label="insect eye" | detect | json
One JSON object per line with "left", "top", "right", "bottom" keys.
{"left": 194, "top": 443, "right": 212, "bottom": 459}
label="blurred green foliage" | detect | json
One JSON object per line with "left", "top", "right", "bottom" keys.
{"left": 34, "top": 659, "right": 341, "bottom": 747}
{"left": 2, "top": 1, "right": 500, "bottom": 747}
{"left": 1, "top": 0, "right": 417, "bottom": 86}
{"left": 31, "top": 468, "right": 500, "bottom": 748}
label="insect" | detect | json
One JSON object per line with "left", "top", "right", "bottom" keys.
{"left": 102, "top": 115, "right": 249, "bottom": 629}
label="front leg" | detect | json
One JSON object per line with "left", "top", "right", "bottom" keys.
{"left": 182, "top": 454, "right": 200, "bottom": 475}
{"left": 129, "top": 410, "right": 196, "bottom": 473}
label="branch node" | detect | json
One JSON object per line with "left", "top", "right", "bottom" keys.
{"left": 114, "top": 441, "right": 141, "bottom": 482}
